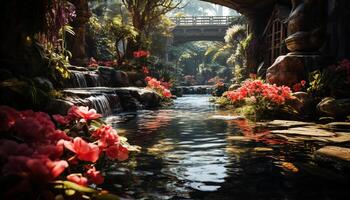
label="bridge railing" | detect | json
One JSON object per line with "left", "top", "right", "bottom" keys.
{"left": 169, "top": 16, "right": 235, "bottom": 26}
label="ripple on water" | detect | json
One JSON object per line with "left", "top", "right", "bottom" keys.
{"left": 106, "top": 95, "right": 350, "bottom": 200}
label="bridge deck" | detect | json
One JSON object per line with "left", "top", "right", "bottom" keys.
{"left": 170, "top": 16, "right": 235, "bottom": 26}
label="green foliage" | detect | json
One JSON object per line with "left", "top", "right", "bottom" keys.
{"left": 169, "top": 41, "right": 231, "bottom": 84}
{"left": 201, "top": 24, "right": 251, "bottom": 84}
{"left": 122, "top": 0, "right": 181, "bottom": 58}
{"left": 308, "top": 62, "right": 350, "bottom": 98}
{"left": 87, "top": 11, "right": 138, "bottom": 62}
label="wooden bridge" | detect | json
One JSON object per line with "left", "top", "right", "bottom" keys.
{"left": 169, "top": 16, "right": 235, "bottom": 44}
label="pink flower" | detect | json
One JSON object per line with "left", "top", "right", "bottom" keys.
{"left": 300, "top": 80, "right": 306, "bottom": 87}
{"left": 86, "top": 167, "right": 104, "bottom": 185}
{"left": 92, "top": 125, "right": 119, "bottom": 149}
{"left": 62, "top": 137, "right": 100, "bottom": 163}
{"left": 67, "top": 174, "right": 88, "bottom": 186}
{"left": 105, "top": 144, "right": 129, "bottom": 161}
{"left": 68, "top": 106, "right": 102, "bottom": 121}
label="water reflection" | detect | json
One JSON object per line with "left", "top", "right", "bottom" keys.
{"left": 104, "top": 95, "right": 350, "bottom": 200}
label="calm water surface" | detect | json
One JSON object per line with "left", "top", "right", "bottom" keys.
{"left": 104, "top": 95, "right": 349, "bottom": 200}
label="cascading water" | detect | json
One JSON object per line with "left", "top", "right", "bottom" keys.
{"left": 86, "top": 93, "right": 122, "bottom": 116}
{"left": 87, "top": 95, "right": 113, "bottom": 116}
{"left": 71, "top": 71, "right": 88, "bottom": 87}
{"left": 69, "top": 71, "right": 104, "bottom": 88}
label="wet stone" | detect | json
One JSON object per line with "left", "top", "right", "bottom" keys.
{"left": 270, "top": 126, "right": 336, "bottom": 137}
{"left": 325, "top": 122, "right": 350, "bottom": 132}
{"left": 315, "top": 146, "right": 350, "bottom": 162}
{"left": 262, "top": 120, "right": 316, "bottom": 129}
{"left": 326, "top": 133, "right": 350, "bottom": 143}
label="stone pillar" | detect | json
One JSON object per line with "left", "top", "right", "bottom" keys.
{"left": 69, "top": 0, "right": 91, "bottom": 66}
{"left": 266, "top": 0, "right": 327, "bottom": 87}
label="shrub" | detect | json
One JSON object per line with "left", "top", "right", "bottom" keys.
{"left": 220, "top": 79, "right": 293, "bottom": 119}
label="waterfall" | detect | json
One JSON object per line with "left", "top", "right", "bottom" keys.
{"left": 87, "top": 95, "right": 113, "bottom": 116}
{"left": 71, "top": 71, "right": 88, "bottom": 87}
{"left": 69, "top": 71, "right": 104, "bottom": 88}
{"left": 86, "top": 93, "right": 122, "bottom": 116}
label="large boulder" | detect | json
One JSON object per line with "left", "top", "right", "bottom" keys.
{"left": 139, "top": 90, "right": 161, "bottom": 108}
{"left": 45, "top": 99, "right": 74, "bottom": 115}
{"left": 112, "top": 70, "right": 130, "bottom": 87}
{"left": 127, "top": 72, "right": 146, "bottom": 87}
{"left": 266, "top": 54, "right": 306, "bottom": 87}
{"left": 317, "top": 97, "right": 350, "bottom": 118}
{"left": 98, "top": 66, "right": 115, "bottom": 86}
{"left": 286, "top": 92, "right": 315, "bottom": 116}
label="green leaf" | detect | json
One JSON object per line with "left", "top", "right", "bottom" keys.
{"left": 53, "top": 181, "right": 96, "bottom": 193}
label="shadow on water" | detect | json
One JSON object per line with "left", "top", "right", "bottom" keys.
{"left": 104, "top": 95, "right": 350, "bottom": 200}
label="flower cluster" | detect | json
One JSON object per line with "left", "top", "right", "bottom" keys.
{"left": 0, "top": 105, "right": 137, "bottom": 198}
{"left": 292, "top": 80, "right": 306, "bottom": 92}
{"left": 0, "top": 106, "right": 70, "bottom": 183}
{"left": 88, "top": 57, "right": 117, "bottom": 68}
{"left": 145, "top": 76, "right": 172, "bottom": 99}
{"left": 224, "top": 79, "right": 292, "bottom": 105}
{"left": 221, "top": 80, "right": 293, "bottom": 118}
{"left": 133, "top": 50, "right": 150, "bottom": 58}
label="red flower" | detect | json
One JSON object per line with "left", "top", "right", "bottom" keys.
{"left": 67, "top": 174, "right": 88, "bottom": 186}
{"left": 88, "top": 57, "right": 98, "bottom": 68}
{"left": 300, "top": 80, "right": 306, "bottom": 87}
{"left": 92, "top": 125, "right": 119, "bottom": 148}
{"left": 161, "top": 81, "right": 173, "bottom": 89}
{"left": 133, "top": 50, "right": 150, "bottom": 58}
{"left": 86, "top": 166, "right": 104, "bottom": 185}
{"left": 162, "top": 89, "right": 172, "bottom": 98}
{"left": 105, "top": 144, "right": 129, "bottom": 161}
{"left": 142, "top": 66, "right": 149, "bottom": 74}
{"left": 46, "top": 160, "right": 69, "bottom": 179}
{"left": 68, "top": 106, "right": 102, "bottom": 121}
{"left": 293, "top": 83, "right": 302, "bottom": 92}
{"left": 62, "top": 137, "right": 100, "bottom": 163}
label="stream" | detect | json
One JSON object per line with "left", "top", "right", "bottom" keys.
{"left": 104, "top": 95, "right": 349, "bottom": 200}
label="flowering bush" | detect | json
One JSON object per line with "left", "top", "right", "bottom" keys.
{"left": 221, "top": 79, "right": 293, "bottom": 118}
{"left": 133, "top": 50, "right": 150, "bottom": 58}
{"left": 145, "top": 76, "right": 172, "bottom": 99}
{"left": 0, "top": 105, "right": 138, "bottom": 199}
{"left": 88, "top": 57, "right": 118, "bottom": 68}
